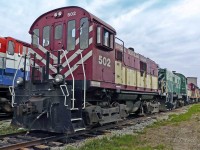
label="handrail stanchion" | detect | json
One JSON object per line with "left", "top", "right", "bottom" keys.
{"left": 80, "top": 52, "right": 86, "bottom": 109}
{"left": 10, "top": 54, "right": 23, "bottom": 107}
{"left": 61, "top": 49, "right": 75, "bottom": 109}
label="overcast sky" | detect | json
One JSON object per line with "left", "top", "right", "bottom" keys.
{"left": 0, "top": 0, "right": 199, "bottom": 86}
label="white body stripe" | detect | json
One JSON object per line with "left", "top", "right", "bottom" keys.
{"left": 89, "top": 25, "right": 93, "bottom": 32}
{"left": 76, "top": 38, "right": 80, "bottom": 45}
{"left": 61, "top": 49, "right": 83, "bottom": 68}
{"left": 64, "top": 50, "right": 92, "bottom": 77}
{"left": 30, "top": 50, "right": 57, "bottom": 73}
{"left": 89, "top": 38, "right": 93, "bottom": 45}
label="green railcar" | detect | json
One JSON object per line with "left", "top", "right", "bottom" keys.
{"left": 158, "top": 68, "right": 184, "bottom": 110}
{"left": 158, "top": 68, "right": 181, "bottom": 96}
{"left": 174, "top": 73, "right": 187, "bottom": 96}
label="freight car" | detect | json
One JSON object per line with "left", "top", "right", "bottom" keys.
{"left": 11, "top": 6, "right": 198, "bottom": 133}
{"left": 0, "top": 36, "right": 30, "bottom": 115}
{"left": 187, "top": 83, "right": 200, "bottom": 103}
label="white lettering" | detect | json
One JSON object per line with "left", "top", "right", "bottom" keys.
{"left": 98, "top": 55, "right": 111, "bottom": 67}
{"left": 67, "top": 11, "right": 76, "bottom": 17}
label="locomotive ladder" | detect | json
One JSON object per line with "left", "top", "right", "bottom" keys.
{"left": 61, "top": 49, "right": 76, "bottom": 110}
{"left": 60, "top": 49, "right": 86, "bottom": 132}
{"left": 69, "top": 50, "right": 87, "bottom": 132}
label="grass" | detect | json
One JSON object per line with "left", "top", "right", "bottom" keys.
{"left": 67, "top": 104, "right": 200, "bottom": 150}
{"left": 0, "top": 122, "right": 26, "bottom": 135}
{"left": 66, "top": 135, "right": 165, "bottom": 150}
{"left": 0, "top": 125, "right": 19, "bottom": 135}
{"left": 150, "top": 104, "right": 200, "bottom": 128}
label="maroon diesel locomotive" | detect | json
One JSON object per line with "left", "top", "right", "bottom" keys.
{"left": 12, "top": 6, "right": 159, "bottom": 133}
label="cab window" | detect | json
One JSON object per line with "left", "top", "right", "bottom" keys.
{"left": 67, "top": 20, "right": 76, "bottom": 51}
{"left": 43, "top": 26, "right": 50, "bottom": 47}
{"left": 97, "top": 27, "right": 101, "bottom": 44}
{"left": 103, "top": 29, "right": 114, "bottom": 49}
{"left": 55, "top": 24, "right": 62, "bottom": 40}
{"left": 32, "top": 29, "right": 39, "bottom": 47}
{"left": 80, "top": 17, "right": 89, "bottom": 49}
{"left": 96, "top": 26, "right": 114, "bottom": 50}
{"left": 8, "top": 41, "right": 14, "bottom": 55}
{"left": 104, "top": 31, "right": 109, "bottom": 46}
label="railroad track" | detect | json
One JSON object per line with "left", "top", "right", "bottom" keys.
{"left": 0, "top": 106, "right": 189, "bottom": 150}
{"left": 0, "top": 115, "right": 147, "bottom": 150}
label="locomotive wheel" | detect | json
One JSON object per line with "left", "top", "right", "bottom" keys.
{"left": 2, "top": 103, "right": 13, "bottom": 113}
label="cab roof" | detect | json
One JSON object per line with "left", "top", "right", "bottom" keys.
{"left": 29, "top": 6, "right": 116, "bottom": 34}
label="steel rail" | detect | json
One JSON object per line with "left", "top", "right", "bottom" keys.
{"left": 0, "top": 117, "right": 142, "bottom": 150}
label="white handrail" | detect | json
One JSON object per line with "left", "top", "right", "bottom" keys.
{"left": 60, "top": 84, "right": 69, "bottom": 106}
{"left": 80, "top": 52, "right": 86, "bottom": 109}
{"left": 61, "top": 49, "right": 75, "bottom": 109}
{"left": 10, "top": 54, "right": 23, "bottom": 107}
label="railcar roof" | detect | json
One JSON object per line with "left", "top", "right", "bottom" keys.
{"left": 29, "top": 6, "right": 116, "bottom": 34}
{"left": 5, "top": 37, "right": 30, "bottom": 47}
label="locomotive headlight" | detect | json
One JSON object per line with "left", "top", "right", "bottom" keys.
{"left": 16, "top": 77, "right": 23, "bottom": 85}
{"left": 58, "top": 11, "right": 62, "bottom": 16}
{"left": 54, "top": 74, "right": 64, "bottom": 84}
{"left": 54, "top": 12, "right": 58, "bottom": 18}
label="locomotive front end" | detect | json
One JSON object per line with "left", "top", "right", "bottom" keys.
{"left": 12, "top": 52, "right": 74, "bottom": 133}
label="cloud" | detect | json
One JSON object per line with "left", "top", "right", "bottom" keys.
{"left": 0, "top": 0, "right": 66, "bottom": 42}
{"left": 0, "top": 0, "right": 199, "bottom": 86}
{"left": 108, "top": 0, "right": 200, "bottom": 86}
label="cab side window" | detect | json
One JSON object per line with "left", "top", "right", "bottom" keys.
{"left": 8, "top": 41, "right": 14, "bottom": 55}
{"left": 55, "top": 24, "right": 62, "bottom": 40}
{"left": 103, "top": 29, "right": 113, "bottom": 49}
{"left": 43, "top": 26, "right": 50, "bottom": 47}
{"left": 67, "top": 20, "right": 76, "bottom": 51}
{"left": 96, "top": 26, "right": 114, "bottom": 50}
{"left": 80, "top": 17, "right": 89, "bottom": 49}
{"left": 32, "top": 29, "right": 39, "bottom": 47}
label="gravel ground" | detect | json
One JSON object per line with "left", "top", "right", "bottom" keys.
{"left": 141, "top": 109, "right": 200, "bottom": 150}
{"left": 52, "top": 106, "right": 190, "bottom": 149}
{"left": 0, "top": 106, "right": 191, "bottom": 150}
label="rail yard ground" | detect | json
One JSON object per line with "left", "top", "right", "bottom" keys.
{"left": 1, "top": 104, "right": 200, "bottom": 150}
{"left": 66, "top": 104, "right": 200, "bottom": 150}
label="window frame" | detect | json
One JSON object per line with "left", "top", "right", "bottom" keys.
{"left": 67, "top": 20, "right": 76, "bottom": 51}
{"left": 7, "top": 41, "right": 15, "bottom": 55}
{"left": 32, "top": 28, "right": 39, "bottom": 48}
{"left": 97, "top": 26, "right": 101, "bottom": 44}
{"left": 54, "top": 24, "right": 63, "bottom": 40}
{"left": 96, "top": 26, "right": 114, "bottom": 51}
{"left": 42, "top": 26, "right": 50, "bottom": 47}
{"left": 80, "top": 17, "right": 89, "bottom": 50}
